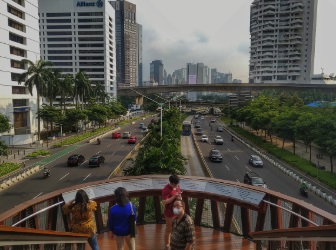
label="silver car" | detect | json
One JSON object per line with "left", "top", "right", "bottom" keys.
{"left": 249, "top": 155, "right": 264, "bottom": 167}
{"left": 201, "top": 135, "right": 209, "bottom": 142}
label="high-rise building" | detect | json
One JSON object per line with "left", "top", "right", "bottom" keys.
{"left": 38, "top": 0, "right": 117, "bottom": 98}
{"left": 197, "top": 63, "right": 204, "bottom": 84}
{"left": 0, "top": 0, "right": 40, "bottom": 145}
{"left": 137, "top": 23, "right": 142, "bottom": 86}
{"left": 249, "top": 0, "right": 318, "bottom": 84}
{"left": 150, "top": 60, "right": 164, "bottom": 84}
{"left": 187, "top": 63, "right": 197, "bottom": 84}
{"left": 110, "top": 0, "right": 137, "bottom": 87}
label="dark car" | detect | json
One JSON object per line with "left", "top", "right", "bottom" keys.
{"left": 67, "top": 154, "right": 85, "bottom": 167}
{"left": 217, "top": 126, "right": 224, "bottom": 132}
{"left": 89, "top": 155, "right": 105, "bottom": 167}
{"left": 243, "top": 172, "right": 267, "bottom": 188}
{"left": 209, "top": 149, "right": 223, "bottom": 162}
{"left": 249, "top": 155, "right": 264, "bottom": 167}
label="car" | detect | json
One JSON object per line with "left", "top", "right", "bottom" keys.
{"left": 89, "top": 155, "right": 105, "bottom": 167}
{"left": 201, "top": 135, "right": 209, "bottom": 142}
{"left": 67, "top": 154, "right": 85, "bottom": 167}
{"left": 214, "top": 135, "right": 224, "bottom": 145}
{"left": 209, "top": 149, "right": 223, "bottom": 162}
{"left": 217, "top": 126, "right": 224, "bottom": 132}
{"left": 140, "top": 127, "right": 149, "bottom": 133}
{"left": 123, "top": 131, "right": 131, "bottom": 138}
{"left": 201, "top": 116, "right": 205, "bottom": 120}
{"left": 194, "top": 123, "right": 201, "bottom": 128}
{"left": 195, "top": 128, "right": 203, "bottom": 135}
{"left": 112, "top": 132, "right": 121, "bottom": 139}
{"left": 249, "top": 155, "right": 264, "bottom": 167}
{"left": 210, "top": 118, "right": 216, "bottom": 123}
{"left": 151, "top": 119, "right": 157, "bottom": 123}
{"left": 128, "top": 136, "right": 137, "bottom": 144}
{"left": 139, "top": 123, "right": 145, "bottom": 128}
{"left": 244, "top": 172, "right": 267, "bottom": 188}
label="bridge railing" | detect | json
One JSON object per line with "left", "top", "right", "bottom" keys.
{"left": 0, "top": 175, "right": 335, "bottom": 249}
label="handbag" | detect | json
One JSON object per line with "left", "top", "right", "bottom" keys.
{"left": 129, "top": 202, "right": 137, "bottom": 238}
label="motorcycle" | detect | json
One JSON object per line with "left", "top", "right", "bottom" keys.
{"left": 43, "top": 170, "right": 50, "bottom": 179}
{"left": 316, "top": 164, "right": 326, "bottom": 170}
{"left": 300, "top": 187, "right": 308, "bottom": 197}
{"left": 97, "top": 138, "right": 101, "bottom": 145}
{"left": 231, "top": 136, "right": 234, "bottom": 142}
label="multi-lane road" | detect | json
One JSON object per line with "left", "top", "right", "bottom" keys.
{"left": 1, "top": 115, "right": 335, "bottom": 216}
{"left": 193, "top": 116, "right": 336, "bottom": 215}
{"left": 0, "top": 117, "right": 152, "bottom": 214}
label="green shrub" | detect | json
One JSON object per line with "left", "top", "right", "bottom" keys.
{"left": 0, "top": 162, "right": 21, "bottom": 177}
{"left": 26, "top": 149, "right": 51, "bottom": 158}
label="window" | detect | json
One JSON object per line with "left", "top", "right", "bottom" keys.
{"left": 8, "top": 19, "right": 24, "bottom": 31}
{"left": 79, "top": 68, "right": 104, "bottom": 72}
{"left": 11, "top": 59, "right": 24, "bottom": 69}
{"left": 52, "top": 62, "right": 73, "bottom": 66}
{"left": 78, "top": 43, "right": 104, "bottom": 47}
{"left": 46, "top": 19, "right": 71, "bottom": 23}
{"left": 78, "top": 12, "right": 103, "bottom": 16}
{"left": 47, "top": 31, "right": 72, "bottom": 35}
{"left": 14, "top": 112, "right": 28, "bottom": 129}
{"left": 78, "top": 37, "right": 103, "bottom": 41}
{"left": 46, "top": 13, "right": 71, "bottom": 17}
{"left": 79, "top": 56, "right": 104, "bottom": 60}
{"left": 78, "top": 31, "right": 104, "bottom": 35}
{"left": 48, "top": 50, "right": 72, "bottom": 54}
{"left": 11, "top": 73, "right": 21, "bottom": 81}
{"left": 12, "top": 86, "right": 27, "bottom": 94}
{"left": 13, "top": 99, "right": 27, "bottom": 107}
{"left": 78, "top": 25, "right": 103, "bottom": 29}
{"left": 8, "top": 5, "right": 23, "bottom": 19}
{"left": 12, "top": 0, "right": 23, "bottom": 6}
{"left": 9, "top": 32, "right": 24, "bottom": 44}
{"left": 79, "top": 62, "right": 104, "bottom": 66}
{"left": 47, "top": 37, "right": 72, "bottom": 42}
{"left": 10, "top": 46, "right": 25, "bottom": 57}
{"left": 48, "top": 44, "right": 72, "bottom": 48}
{"left": 79, "top": 50, "right": 104, "bottom": 54}
{"left": 78, "top": 18, "right": 103, "bottom": 23}
{"left": 48, "top": 56, "right": 72, "bottom": 60}
{"left": 47, "top": 25, "right": 71, "bottom": 29}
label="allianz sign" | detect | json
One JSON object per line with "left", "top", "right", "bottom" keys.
{"left": 77, "top": 0, "right": 103, "bottom": 7}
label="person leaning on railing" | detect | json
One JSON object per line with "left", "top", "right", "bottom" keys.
{"left": 62, "top": 189, "right": 100, "bottom": 250}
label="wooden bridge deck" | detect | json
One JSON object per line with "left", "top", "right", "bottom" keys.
{"left": 86, "top": 224, "right": 256, "bottom": 250}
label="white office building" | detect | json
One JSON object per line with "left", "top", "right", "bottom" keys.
{"left": 249, "top": 0, "right": 318, "bottom": 84}
{"left": 0, "top": 0, "right": 40, "bottom": 145}
{"left": 38, "top": 0, "right": 117, "bottom": 98}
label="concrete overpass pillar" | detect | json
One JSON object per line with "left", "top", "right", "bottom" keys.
{"left": 135, "top": 96, "right": 144, "bottom": 105}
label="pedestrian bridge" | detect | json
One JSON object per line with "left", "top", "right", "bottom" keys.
{"left": 0, "top": 175, "right": 335, "bottom": 249}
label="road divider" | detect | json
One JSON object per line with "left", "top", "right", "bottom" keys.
{"left": 0, "top": 166, "right": 40, "bottom": 191}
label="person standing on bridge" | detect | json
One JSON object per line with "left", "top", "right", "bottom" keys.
{"left": 162, "top": 175, "right": 182, "bottom": 250}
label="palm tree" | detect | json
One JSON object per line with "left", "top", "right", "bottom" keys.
{"left": 73, "top": 71, "right": 92, "bottom": 109}
{"left": 92, "top": 82, "right": 107, "bottom": 104}
{"left": 18, "top": 59, "right": 53, "bottom": 140}
{"left": 58, "top": 74, "right": 74, "bottom": 112}
{"left": 45, "top": 69, "right": 62, "bottom": 106}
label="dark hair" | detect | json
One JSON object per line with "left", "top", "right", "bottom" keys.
{"left": 169, "top": 175, "right": 180, "bottom": 185}
{"left": 69, "top": 189, "right": 89, "bottom": 216}
{"left": 174, "top": 199, "right": 185, "bottom": 209}
{"left": 114, "top": 187, "right": 129, "bottom": 206}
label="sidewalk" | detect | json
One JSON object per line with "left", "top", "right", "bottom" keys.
{"left": 239, "top": 126, "right": 333, "bottom": 173}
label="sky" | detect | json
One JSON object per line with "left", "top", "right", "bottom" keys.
{"left": 130, "top": 0, "right": 336, "bottom": 82}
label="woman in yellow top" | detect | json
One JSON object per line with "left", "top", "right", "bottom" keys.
{"left": 63, "top": 189, "right": 99, "bottom": 250}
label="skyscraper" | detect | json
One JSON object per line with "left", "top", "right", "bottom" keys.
{"left": 150, "top": 60, "right": 164, "bottom": 84}
{"left": 0, "top": 0, "right": 40, "bottom": 145}
{"left": 137, "top": 23, "right": 143, "bottom": 86}
{"left": 38, "top": 0, "right": 117, "bottom": 98}
{"left": 249, "top": 0, "right": 318, "bottom": 84}
{"left": 110, "top": 0, "right": 137, "bottom": 87}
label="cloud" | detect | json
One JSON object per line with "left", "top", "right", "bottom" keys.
{"left": 194, "top": 32, "right": 209, "bottom": 43}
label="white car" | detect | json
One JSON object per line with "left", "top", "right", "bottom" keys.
{"left": 214, "top": 135, "right": 224, "bottom": 145}
{"left": 201, "top": 116, "right": 205, "bottom": 120}
{"left": 201, "top": 135, "right": 208, "bottom": 142}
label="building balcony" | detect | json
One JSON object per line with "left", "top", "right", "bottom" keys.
{"left": 1, "top": 175, "right": 335, "bottom": 249}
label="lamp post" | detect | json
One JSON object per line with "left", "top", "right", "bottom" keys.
{"left": 130, "top": 88, "right": 163, "bottom": 137}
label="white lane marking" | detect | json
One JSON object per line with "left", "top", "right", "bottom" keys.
{"left": 112, "top": 151, "right": 116, "bottom": 155}
{"left": 225, "top": 165, "right": 230, "bottom": 171}
{"left": 108, "top": 144, "right": 111, "bottom": 147}
{"left": 60, "top": 173, "right": 69, "bottom": 180}
{"left": 97, "top": 151, "right": 101, "bottom": 154}
{"left": 34, "top": 192, "right": 43, "bottom": 199}
{"left": 245, "top": 166, "right": 251, "bottom": 171}
{"left": 236, "top": 179, "right": 240, "bottom": 183}
{"left": 83, "top": 173, "right": 91, "bottom": 181}
{"left": 235, "top": 156, "right": 239, "bottom": 160}
{"left": 121, "top": 145, "right": 124, "bottom": 148}
{"left": 81, "top": 160, "right": 87, "bottom": 165}
{"left": 228, "top": 148, "right": 231, "bottom": 152}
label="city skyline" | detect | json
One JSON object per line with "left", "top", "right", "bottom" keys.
{"left": 132, "top": 0, "right": 336, "bottom": 82}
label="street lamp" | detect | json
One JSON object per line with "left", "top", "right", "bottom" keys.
{"left": 130, "top": 88, "right": 163, "bottom": 137}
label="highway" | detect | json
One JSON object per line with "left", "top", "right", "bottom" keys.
{"left": 193, "top": 116, "right": 336, "bottom": 215}
{"left": 0, "top": 117, "right": 152, "bottom": 214}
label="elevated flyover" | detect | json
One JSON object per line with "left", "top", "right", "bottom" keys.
{"left": 117, "top": 83, "right": 336, "bottom": 96}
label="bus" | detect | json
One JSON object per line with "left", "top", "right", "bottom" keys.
{"left": 182, "top": 121, "right": 192, "bottom": 136}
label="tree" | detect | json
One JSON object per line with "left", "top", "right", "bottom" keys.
{"left": 18, "top": 59, "right": 53, "bottom": 140}
{"left": 92, "top": 82, "right": 108, "bottom": 104}
{"left": 45, "top": 69, "right": 62, "bottom": 106}
{"left": 0, "top": 114, "right": 11, "bottom": 156}
{"left": 37, "top": 105, "right": 62, "bottom": 138}
{"left": 63, "top": 109, "right": 87, "bottom": 132}
{"left": 58, "top": 74, "right": 74, "bottom": 112}
{"left": 87, "top": 105, "right": 109, "bottom": 127}
{"left": 73, "top": 71, "right": 92, "bottom": 109}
